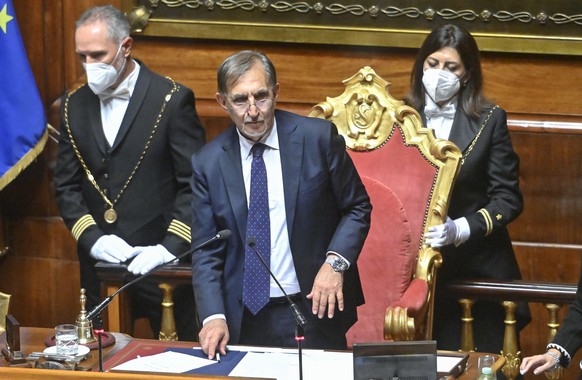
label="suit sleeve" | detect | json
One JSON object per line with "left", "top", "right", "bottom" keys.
{"left": 190, "top": 149, "right": 229, "bottom": 319}
{"left": 161, "top": 85, "right": 206, "bottom": 256}
{"left": 465, "top": 108, "right": 523, "bottom": 238}
{"left": 324, "top": 122, "right": 372, "bottom": 264}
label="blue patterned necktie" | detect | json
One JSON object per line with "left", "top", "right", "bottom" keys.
{"left": 243, "top": 143, "right": 271, "bottom": 315}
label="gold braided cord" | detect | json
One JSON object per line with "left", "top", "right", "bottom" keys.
{"left": 460, "top": 105, "right": 498, "bottom": 166}
{"left": 62, "top": 78, "right": 179, "bottom": 217}
{"left": 168, "top": 219, "right": 191, "bottom": 243}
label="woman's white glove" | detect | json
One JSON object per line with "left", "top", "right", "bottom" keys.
{"left": 425, "top": 217, "right": 470, "bottom": 248}
{"left": 127, "top": 244, "right": 175, "bottom": 275}
{"left": 90, "top": 235, "right": 140, "bottom": 263}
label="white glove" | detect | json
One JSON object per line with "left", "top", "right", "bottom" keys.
{"left": 127, "top": 244, "right": 175, "bottom": 275}
{"left": 90, "top": 235, "right": 140, "bottom": 263}
{"left": 425, "top": 217, "right": 470, "bottom": 248}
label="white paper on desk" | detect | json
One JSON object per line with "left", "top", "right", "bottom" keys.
{"left": 229, "top": 349, "right": 352, "bottom": 380}
{"left": 437, "top": 355, "right": 466, "bottom": 374}
{"left": 111, "top": 351, "right": 216, "bottom": 373}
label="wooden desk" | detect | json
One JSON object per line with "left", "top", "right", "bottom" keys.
{"left": 2, "top": 327, "right": 504, "bottom": 379}
{"left": 0, "top": 327, "right": 258, "bottom": 379}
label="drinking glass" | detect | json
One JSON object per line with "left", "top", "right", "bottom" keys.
{"left": 55, "top": 323, "right": 79, "bottom": 356}
{"left": 478, "top": 354, "right": 497, "bottom": 379}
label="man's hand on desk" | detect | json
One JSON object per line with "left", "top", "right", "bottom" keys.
{"left": 199, "top": 319, "right": 229, "bottom": 360}
{"left": 307, "top": 259, "right": 345, "bottom": 319}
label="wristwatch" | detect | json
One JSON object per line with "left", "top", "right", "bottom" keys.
{"left": 325, "top": 256, "right": 348, "bottom": 272}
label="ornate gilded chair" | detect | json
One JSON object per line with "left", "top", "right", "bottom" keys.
{"left": 309, "top": 67, "right": 461, "bottom": 345}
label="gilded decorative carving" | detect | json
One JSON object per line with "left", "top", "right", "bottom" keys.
{"left": 155, "top": 0, "right": 582, "bottom": 26}
{"left": 384, "top": 306, "right": 415, "bottom": 341}
{"left": 310, "top": 66, "right": 401, "bottom": 151}
{"left": 121, "top": 0, "right": 581, "bottom": 55}
{"left": 163, "top": 0, "right": 202, "bottom": 8}
{"left": 501, "top": 350, "right": 521, "bottom": 380}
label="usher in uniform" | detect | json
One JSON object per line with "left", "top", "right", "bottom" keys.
{"left": 55, "top": 61, "right": 205, "bottom": 339}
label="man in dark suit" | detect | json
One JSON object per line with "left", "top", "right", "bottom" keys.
{"left": 191, "top": 50, "right": 371, "bottom": 358}
{"left": 54, "top": 5, "right": 205, "bottom": 339}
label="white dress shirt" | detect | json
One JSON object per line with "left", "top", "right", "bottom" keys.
{"left": 238, "top": 120, "right": 301, "bottom": 298}
{"left": 424, "top": 94, "right": 456, "bottom": 140}
{"left": 98, "top": 60, "right": 140, "bottom": 146}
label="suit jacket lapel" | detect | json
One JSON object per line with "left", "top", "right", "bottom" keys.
{"left": 111, "top": 62, "right": 151, "bottom": 151}
{"left": 448, "top": 111, "right": 475, "bottom": 154}
{"left": 276, "top": 111, "right": 303, "bottom": 238}
{"left": 219, "top": 127, "right": 248, "bottom": 244}
{"left": 84, "top": 91, "right": 108, "bottom": 155}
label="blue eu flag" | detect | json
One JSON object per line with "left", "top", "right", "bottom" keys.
{"left": 0, "top": 0, "right": 47, "bottom": 190}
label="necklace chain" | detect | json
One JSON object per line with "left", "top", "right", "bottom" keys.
{"left": 461, "top": 105, "right": 498, "bottom": 166}
{"left": 63, "top": 78, "right": 178, "bottom": 213}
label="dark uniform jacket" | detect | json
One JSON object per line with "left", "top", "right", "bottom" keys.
{"left": 54, "top": 61, "right": 205, "bottom": 308}
{"left": 431, "top": 105, "right": 531, "bottom": 353}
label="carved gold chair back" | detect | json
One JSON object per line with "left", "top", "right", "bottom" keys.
{"left": 310, "top": 66, "right": 461, "bottom": 344}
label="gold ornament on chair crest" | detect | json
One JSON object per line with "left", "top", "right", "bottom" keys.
{"left": 311, "top": 66, "right": 403, "bottom": 151}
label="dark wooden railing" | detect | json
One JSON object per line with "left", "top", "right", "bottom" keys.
{"left": 446, "top": 280, "right": 577, "bottom": 380}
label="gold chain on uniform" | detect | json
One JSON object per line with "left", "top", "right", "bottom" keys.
{"left": 460, "top": 105, "right": 498, "bottom": 166}
{"left": 63, "top": 77, "right": 179, "bottom": 224}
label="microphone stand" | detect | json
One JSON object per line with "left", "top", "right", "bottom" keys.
{"left": 86, "top": 230, "right": 231, "bottom": 371}
{"left": 247, "top": 237, "right": 307, "bottom": 380}
{"left": 92, "top": 315, "right": 105, "bottom": 372}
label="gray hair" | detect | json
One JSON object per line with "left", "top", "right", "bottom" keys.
{"left": 76, "top": 5, "right": 130, "bottom": 44}
{"left": 217, "top": 50, "right": 277, "bottom": 95}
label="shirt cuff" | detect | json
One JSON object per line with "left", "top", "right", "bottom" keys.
{"left": 203, "top": 314, "right": 226, "bottom": 326}
{"left": 326, "top": 251, "right": 350, "bottom": 270}
{"left": 547, "top": 343, "right": 571, "bottom": 367}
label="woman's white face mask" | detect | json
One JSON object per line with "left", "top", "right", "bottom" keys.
{"left": 83, "top": 44, "right": 125, "bottom": 95}
{"left": 422, "top": 68, "right": 461, "bottom": 104}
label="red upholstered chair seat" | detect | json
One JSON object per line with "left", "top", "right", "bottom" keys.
{"left": 345, "top": 176, "right": 412, "bottom": 345}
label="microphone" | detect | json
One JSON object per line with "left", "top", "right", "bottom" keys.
{"left": 86, "top": 229, "right": 231, "bottom": 321}
{"left": 246, "top": 236, "right": 307, "bottom": 328}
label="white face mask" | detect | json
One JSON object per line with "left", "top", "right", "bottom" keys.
{"left": 422, "top": 68, "right": 461, "bottom": 104}
{"left": 83, "top": 44, "right": 125, "bottom": 95}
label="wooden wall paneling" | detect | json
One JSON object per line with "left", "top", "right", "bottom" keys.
{"left": 129, "top": 38, "right": 582, "bottom": 120}
{"left": 509, "top": 131, "right": 582, "bottom": 244}
{"left": 130, "top": 39, "right": 415, "bottom": 110}
{"left": 482, "top": 53, "right": 582, "bottom": 116}
{"left": 0, "top": 217, "right": 79, "bottom": 327}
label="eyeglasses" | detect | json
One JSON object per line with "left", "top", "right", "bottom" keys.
{"left": 227, "top": 94, "right": 273, "bottom": 112}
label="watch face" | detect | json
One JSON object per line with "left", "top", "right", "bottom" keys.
{"left": 331, "top": 258, "right": 347, "bottom": 272}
